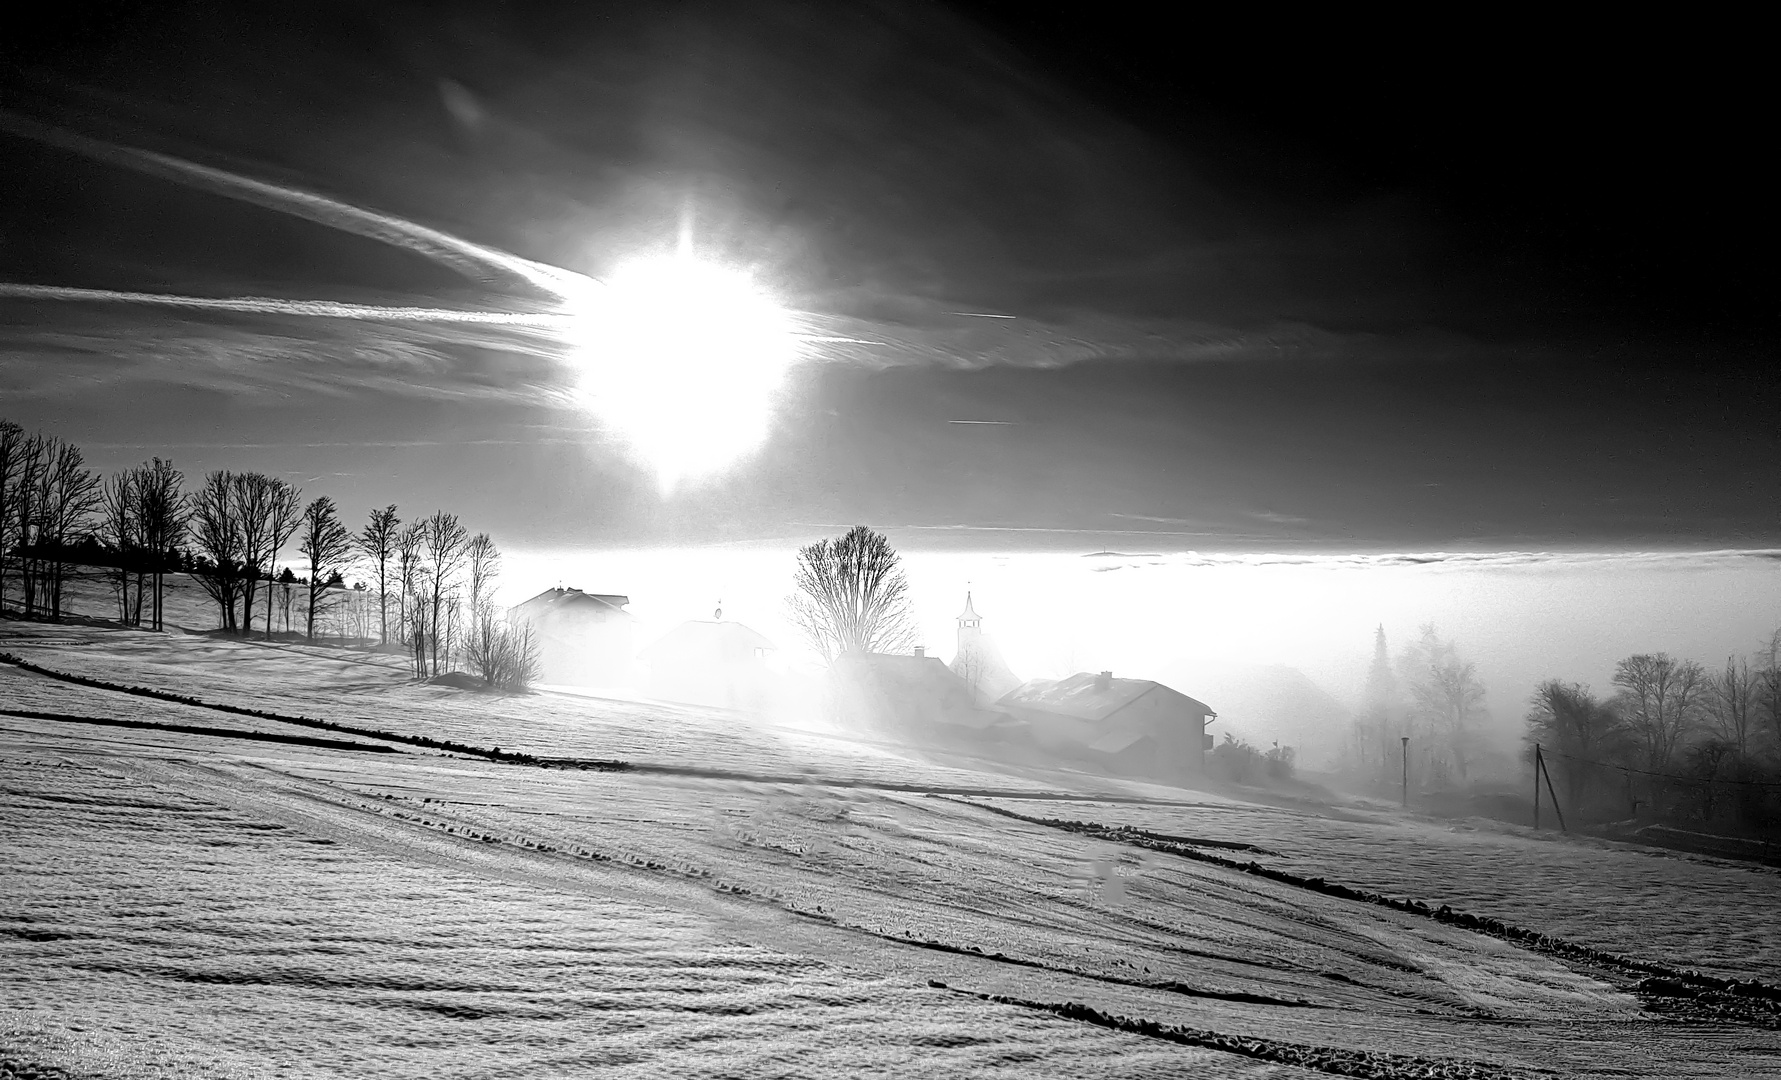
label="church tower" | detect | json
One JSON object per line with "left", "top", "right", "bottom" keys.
{"left": 957, "top": 591, "right": 982, "bottom": 643}
{"left": 950, "top": 590, "right": 1021, "bottom": 704}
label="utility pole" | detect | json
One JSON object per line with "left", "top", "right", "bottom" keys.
{"left": 1400, "top": 736, "right": 1409, "bottom": 808}
{"left": 1534, "top": 742, "right": 1541, "bottom": 830}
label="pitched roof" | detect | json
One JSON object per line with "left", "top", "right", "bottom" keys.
{"left": 832, "top": 652, "right": 1005, "bottom": 729}
{"left": 997, "top": 673, "right": 1212, "bottom": 722}
{"left": 512, "top": 587, "right": 632, "bottom": 620}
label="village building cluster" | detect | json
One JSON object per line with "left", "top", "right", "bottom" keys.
{"left": 512, "top": 587, "right": 1216, "bottom": 783}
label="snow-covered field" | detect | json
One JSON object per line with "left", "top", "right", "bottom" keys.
{"left": 5, "top": 616, "right": 1781, "bottom": 1077}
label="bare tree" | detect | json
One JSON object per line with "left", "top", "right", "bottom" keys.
{"left": 0, "top": 420, "right": 25, "bottom": 612}
{"left": 419, "top": 511, "right": 469, "bottom": 675}
{"left": 232, "top": 473, "right": 274, "bottom": 637}
{"left": 1525, "top": 680, "right": 1626, "bottom": 812}
{"left": 952, "top": 647, "right": 986, "bottom": 702}
{"left": 6, "top": 431, "right": 47, "bottom": 616}
{"left": 466, "top": 607, "right": 541, "bottom": 691}
{"left": 395, "top": 522, "right": 423, "bottom": 653}
{"left": 1706, "top": 654, "right": 1759, "bottom": 758}
{"left": 1757, "top": 629, "right": 1781, "bottom": 755}
{"left": 32, "top": 438, "right": 102, "bottom": 619}
{"left": 358, "top": 505, "right": 401, "bottom": 646}
{"left": 230, "top": 473, "right": 300, "bottom": 638}
{"left": 788, "top": 525, "right": 918, "bottom": 662}
{"left": 101, "top": 469, "right": 143, "bottom": 624}
{"left": 189, "top": 471, "right": 247, "bottom": 632}
{"left": 1611, "top": 653, "right": 1707, "bottom": 771}
{"left": 135, "top": 459, "right": 188, "bottom": 631}
{"left": 1400, "top": 624, "right": 1487, "bottom": 783}
{"left": 277, "top": 568, "right": 296, "bottom": 634}
{"left": 466, "top": 533, "right": 499, "bottom": 615}
{"left": 298, "top": 497, "right": 354, "bottom": 642}
{"left": 259, "top": 479, "right": 303, "bottom": 640}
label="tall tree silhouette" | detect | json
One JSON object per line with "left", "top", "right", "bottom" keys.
{"left": 420, "top": 511, "right": 469, "bottom": 675}
{"left": 260, "top": 479, "right": 303, "bottom": 640}
{"left": 298, "top": 497, "right": 353, "bottom": 641}
{"left": 789, "top": 525, "right": 917, "bottom": 662}
{"left": 358, "top": 505, "right": 401, "bottom": 646}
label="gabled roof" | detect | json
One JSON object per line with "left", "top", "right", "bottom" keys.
{"left": 639, "top": 620, "right": 775, "bottom": 661}
{"left": 997, "top": 673, "right": 1212, "bottom": 722}
{"left": 512, "top": 587, "right": 633, "bottom": 620}
{"left": 832, "top": 652, "right": 1004, "bottom": 729}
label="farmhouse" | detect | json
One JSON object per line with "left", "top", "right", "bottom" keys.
{"left": 509, "top": 587, "right": 634, "bottom": 686}
{"left": 998, "top": 671, "right": 1216, "bottom": 779}
{"left": 639, "top": 618, "right": 776, "bottom": 712}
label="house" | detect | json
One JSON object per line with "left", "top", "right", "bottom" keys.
{"left": 831, "top": 650, "right": 1015, "bottom": 742}
{"left": 639, "top": 618, "right": 776, "bottom": 712}
{"left": 947, "top": 592, "right": 1023, "bottom": 705}
{"left": 509, "top": 587, "right": 635, "bottom": 686}
{"left": 998, "top": 671, "right": 1216, "bottom": 780}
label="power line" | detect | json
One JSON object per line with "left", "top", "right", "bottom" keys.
{"left": 1542, "top": 747, "right": 1781, "bottom": 789}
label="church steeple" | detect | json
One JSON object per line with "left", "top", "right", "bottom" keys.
{"left": 957, "top": 591, "right": 981, "bottom": 630}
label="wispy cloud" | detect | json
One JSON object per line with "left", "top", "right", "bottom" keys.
{"left": 0, "top": 109, "right": 596, "bottom": 302}
{"left": 0, "top": 309, "right": 575, "bottom": 403}
{"left": 1079, "top": 548, "right": 1781, "bottom": 573}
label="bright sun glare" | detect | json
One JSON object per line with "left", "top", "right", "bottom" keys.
{"left": 567, "top": 254, "right": 798, "bottom": 489}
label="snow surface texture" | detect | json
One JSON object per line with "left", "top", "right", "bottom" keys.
{"left": 4, "top": 620, "right": 1781, "bottom": 1078}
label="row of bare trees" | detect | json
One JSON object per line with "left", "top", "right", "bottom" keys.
{"left": 1, "top": 420, "right": 104, "bottom": 620}
{"left": 1346, "top": 623, "right": 1490, "bottom": 790}
{"left": 1, "top": 419, "right": 538, "bottom": 690}
{"left": 1526, "top": 636, "right": 1781, "bottom": 826}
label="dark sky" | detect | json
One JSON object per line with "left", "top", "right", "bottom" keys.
{"left": 2, "top": 2, "right": 1775, "bottom": 551}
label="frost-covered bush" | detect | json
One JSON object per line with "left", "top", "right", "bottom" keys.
{"left": 465, "top": 608, "right": 541, "bottom": 693}
{"left": 1209, "top": 734, "right": 1297, "bottom": 785}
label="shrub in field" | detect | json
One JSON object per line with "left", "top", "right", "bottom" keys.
{"left": 465, "top": 608, "right": 541, "bottom": 693}
{"left": 1208, "top": 735, "right": 1298, "bottom": 785}
{"left": 1265, "top": 742, "right": 1296, "bottom": 780}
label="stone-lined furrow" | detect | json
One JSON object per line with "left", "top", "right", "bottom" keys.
{"left": 0, "top": 708, "right": 401, "bottom": 755}
{"left": 0, "top": 651, "right": 632, "bottom": 770}
{"left": 927, "top": 981, "right": 1540, "bottom": 1080}
{"left": 939, "top": 796, "right": 1781, "bottom": 1024}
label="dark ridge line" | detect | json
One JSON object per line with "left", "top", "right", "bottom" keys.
{"left": 941, "top": 797, "right": 1781, "bottom": 1017}
{"left": 0, "top": 651, "right": 631, "bottom": 771}
{"left": 0, "top": 708, "right": 402, "bottom": 754}
{"left": 0, "top": 651, "right": 1254, "bottom": 805}
{"left": 925, "top": 981, "right": 1538, "bottom": 1080}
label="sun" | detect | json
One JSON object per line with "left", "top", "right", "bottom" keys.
{"left": 565, "top": 254, "right": 798, "bottom": 489}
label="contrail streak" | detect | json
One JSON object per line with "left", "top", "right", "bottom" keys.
{"left": 0, "top": 109, "right": 599, "bottom": 302}
{"left": 0, "top": 283, "right": 573, "bottom": 325}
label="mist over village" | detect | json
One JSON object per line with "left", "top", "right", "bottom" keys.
{"left": 3, "top": 3, "right": 1779, "bottom": 1078}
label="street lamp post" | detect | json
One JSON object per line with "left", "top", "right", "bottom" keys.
{"left": 1400, "top": 736, "right": 1409, "bottom": 809}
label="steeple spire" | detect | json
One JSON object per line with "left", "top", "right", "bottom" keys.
{"left": 957, "top": 590, "right": 980, "bottom": 628}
